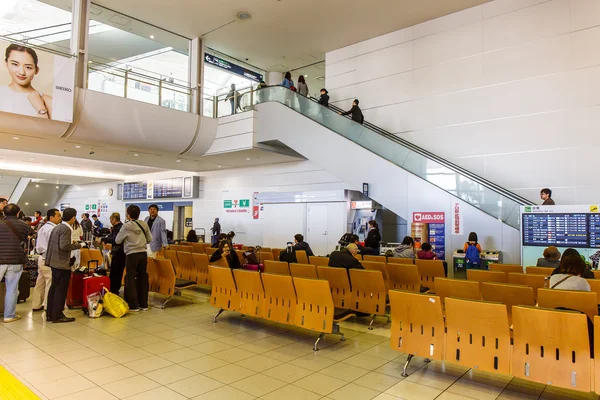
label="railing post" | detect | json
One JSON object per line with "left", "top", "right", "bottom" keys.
{"left": 233, "top": 93, "right": 237, "bottom": 114}
{"left": 213, "top": 95, "right": 218, "bottom": 118}
{"left": 250, "top": 87, "right": 254, "bottom": 107}
{"left": 124, "top": 69, "right": 129, "bottom": 98}
{"left": 158, "top": 79, "right": 163, "bottom": 107}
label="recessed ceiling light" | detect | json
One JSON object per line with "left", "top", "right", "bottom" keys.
{"left": 36, "top": 184, "right": 39, "bottom": 187}
{"left": 56, "top": 186, "right": 59, "bottom": 189}
{"left": 134, "top": 153, "right": 139, "bottom": 157}
{"left": 44, "top": 203, "right": 48, "bottom": 206}
{"left": 25, "top": 202, "right": 29, "bottom": 205}
{"left": 12, "top": 137, "right": 19, "bottom": 140}
{"left": 87, "top": 60, "right": 92, "bottom": 64}
{"left": 217, "top": 166, "right": 222, "bottom": 168}
{"left": 75, "top": 145, "right": 81, "bottom": 148}
{"left": 176, "top": 159, "right": 181, "bottom": 163}
{"left": 150, "top": 34, "right": 154, "bottom": 39}
{"left": 237, "top": 12, "right": 251, "bottom": 20}
{"left": 304, "top": 74, "right": 308, "bottom": 77}
{"left": 246, "top": 158, "right": 251, "bottom": 161}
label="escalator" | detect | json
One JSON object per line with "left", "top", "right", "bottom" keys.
{"left": 249, "top": 86, "right": 532, "bottom": 231}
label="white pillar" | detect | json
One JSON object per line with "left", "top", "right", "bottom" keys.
{"left": 71, "top": 0, "right": 90, "bottom": 89}
{"left": 189, "top": 37, "right": 205, "bottom": 115}
{"left": 267, "top": 72, "right": 283, "bottom": 86}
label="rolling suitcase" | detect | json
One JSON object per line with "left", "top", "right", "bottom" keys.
{"left": 17, "top": 271, "right": 30, "bottom": 303}
{"left": 67, "top": 260, "right": 97, "bottom": 309}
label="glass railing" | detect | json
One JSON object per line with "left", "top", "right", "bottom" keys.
{"left": 243, "top": 86, "right": 531, "bottom": 229}
{"left": 204, "top": 85, "right": 256, "bottom": 118}
{"left": 87, "top": 61, "right": 191, "bottom": 112}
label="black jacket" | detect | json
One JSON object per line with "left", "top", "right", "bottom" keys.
{"left": 328, "top": 249, "right": 364, "bottom": 270}
{"left": 212, "top": 222, "right": 221, "bottom": 235}
{"left": 365, "top": 229, "right": 381, "bottom": 249}
{"left": 0, "top": 217, "right": 31, "bottom": 265}
{"left": 102, "top": 222, "right": 125, "bottom": 256}
{"left": 341, "top": 105, "right": 364, "bottom": 124}
{"left": 293, "top": 241, "right": 314, "bottom": 257}
{"left": 210, "top": 249, "right": 241, "bottom": 269}
{"left": 318, "top": 93, "right": 330, "bottom": 108}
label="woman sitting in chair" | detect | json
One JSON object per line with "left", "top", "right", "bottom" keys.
{"left": 549, "top": 254, "right": 590, "bottom": 291}
{"left": 210, "top": 240, "right": 241, "bottom": 269}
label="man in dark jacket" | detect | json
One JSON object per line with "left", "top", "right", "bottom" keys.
{"left": 0, "top": 203, "right": 31, "bottom": 322}
{"left": 292, "top": 234, "right": 314, "bottom": 257}
{"left": 81, "top": 213, "right": 93, "bottom": 240}
{"left": 101, "top": 212, "right": 125, "bottom": 295}
{"left": 340, "top": 99, "right": 364, "bottom": 124}
{"left": 45, "top": 207, "right": 83, "bottom": 323}
{"left": 211, "top": 217, "right": 221, "bottom": 245}
{"left": 328, "top": 244, "right": 364, "bottom": 271}
{"left": 0, "top": 197, "right": 7, "bottom": 219}
{"left": 318, "top": 88, "right": 329, "bottom": 108}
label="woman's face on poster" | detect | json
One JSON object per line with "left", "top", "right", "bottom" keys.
{"left": 6, "top": 50, "right": 38, "bottom": 87}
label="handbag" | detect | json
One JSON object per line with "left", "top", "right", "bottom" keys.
{"left": 101, "top": 287, "right": 129, "bottom": 318}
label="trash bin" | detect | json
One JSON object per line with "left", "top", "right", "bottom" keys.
{"left": 453, "top": 250, "right": 466, "bottom": 272}
{"left": 480, "top": 250, "right": 502, "bottom": 270}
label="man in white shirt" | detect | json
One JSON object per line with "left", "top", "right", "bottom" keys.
{"left": 32, "top": 209, "right": 61, "bottom": 312}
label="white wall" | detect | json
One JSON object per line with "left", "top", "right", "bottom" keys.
{"left": 326, "top": 0, "right": 600, "bottom": 205}
{"left": 205, "top": 111, "right": 255, "bottom": 155}
{"left": 57, "top": 161, "right": 347, "bottom": 250}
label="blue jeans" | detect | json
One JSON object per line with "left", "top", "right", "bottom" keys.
{"left": 0, "top": 264, "right": 23, "bottom": 319}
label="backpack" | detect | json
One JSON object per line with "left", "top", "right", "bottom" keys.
{"left": 465, "top": 243, "right": 480, "bottom": 265}
{"left": 279, "top": 242, "right": 297, "bottom": 263}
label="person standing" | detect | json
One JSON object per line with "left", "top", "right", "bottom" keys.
{"left": 29, "top": 211, "right": 43, "bottom": 227}
{"left": 365, "top": 220, "right": 381, "bottom": 255}
{"left": 540, "top": 188, "right": 555, "bottom": 205}
{"left": 317, "top": 88, "right": 329, "bottom": 108}
{"left": 116, "top": 205, "right": 152, "bottom": 311}
{"left": 145, "top": 204, "right": 168, "bottom": 258}
{"left": 101, "top": 213, "right": 125, "bottom": 295}
{"left": 211, "top": 217, "right": 221, "bottom": 245}
{"left": 225, "top": 84, "right": 241, "bottom": 115}
{"left": 0, "top": 197, "right": 7, "bottom": 219}
{"left": 32, "top": 208, "right": 61, "bottom": 312}
{"left": 0, "top": 203, "right": 31, "bottom": 322}
{"left": 297, "top": 75, "right": 309, "bottom": 97}
{"left": 71, "top": 219, "right": 83, "bottom": 269}
{"left": 44, "top": 207, "right": 83, "bottom": 323}
{"left": 463, "top": 232, "right": 482, "bottom": 270}
{"left": 339, "top": 99, "right": 364, "bottom": 124}
{"left": 81, "top": 213, "right": 93, "bottom": 241}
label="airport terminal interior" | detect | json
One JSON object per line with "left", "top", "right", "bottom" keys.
{"left": 2, "top": 0, "right": 600, "bottom": 399}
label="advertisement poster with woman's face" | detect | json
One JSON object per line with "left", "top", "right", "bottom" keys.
{"left": 0, "top": 40, "right": 75, "bottom": 122}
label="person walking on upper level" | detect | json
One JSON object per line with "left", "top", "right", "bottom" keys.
{"left": 0, "top": 203, "right": 31, "bottom": 323}
{"left": 145, "top": 204, "right": 168, "bottom": 258}
{"left": 339, "top": 99, "right": 364, "bottom": 124}
{"left": 540, "top": 188, "right": 555, "bottom": 205}
{"left": 281, "top": 72, "right": 294, "bottom": 90}
{"left": 226, "top": 84, "right": 242, "bottom": 115}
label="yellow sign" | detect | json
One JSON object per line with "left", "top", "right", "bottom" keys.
{"left": 590, "top": 205, "right": 598, "bottom": 212}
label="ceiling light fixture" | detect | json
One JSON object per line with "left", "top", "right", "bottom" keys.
{"left": 36, "top": 184, "right": 39, "bottom": 188}
{"left": 75, "top": 145, "right": 81, "bottom": 148}
{"left": 217, "top": 166, "right": 222, "bottom": 168}
{"left": 12, "top": 136, "right": 19, "bottom": 140}
{"left": 44, "top": 203, "right": 48, "bottom": 206}
{"left": 246, "top": 158, "right": 251, "bottom": 161}
{"left": 304, "top": 74, "right": 308, "bottom": 77}
{"left": 176, "top": 159, "right": 181, "bottom": 163}
{"left": 56, "top": 186, "right": 59, "bottom": 189}
{"left": 25, "top": 202, "right": 29, "bottom": 205}
{"left": 134, "top": 153, "right": 139, "bottom": 157}
{"left": 237, "top": 12, "right": 251, "bottom": 20}
{"left": 150, "top": 34, "right": 154, "bottom": 39}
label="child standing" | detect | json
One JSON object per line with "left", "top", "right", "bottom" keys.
{"left": 464, "top": 232, "right": 482, "bottom": 269}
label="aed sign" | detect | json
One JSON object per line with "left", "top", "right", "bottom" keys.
{"left": 351, "top": 201, "right": 373, "bottom": 210}
{"left": 413, "top": 212, "right": 445, "bottom": 223}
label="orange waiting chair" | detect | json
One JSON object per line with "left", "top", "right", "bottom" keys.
{"left": 489, "top": 263, "right": 523, "bottom": 275}
{"left": 433, "top": 278, "right": 481, "bottom": 306}
{"left": 525, "top": 266, "right": 552, "bottom": 276}
{"left": 363, "top": 255, "right": 386, "bottom": 263}
{"left": 466, "top": 269, "right": 507, "bottom": 291}
{"left": 233, "top": 269, "right": 264, "bottom": 318}
{"left": 507, "top": 273, "right": 546, "bottom": 300}
{"left": 309, "top": 256, "right": 330, "bottom": 267}
{"left": 295, "top": 250, "right": 309, "bottom": 264}
{"left": 389, "top": 290, "right": 445, "bottom": 377}
{"left": 386, "top": 263, "right": 421, "bottom": 292}
{"left": 480, "top": 282, "right": 535, "bottom": 324}
{"left": 209, "top": 266, "right": 239, "bottom": 322}
{"left": 154, "top": 259, "right": 196, "bottom": 308}
{"left": 349, "top": 269, "right": 388, "bottom": 329}
{"left": 316, "top": 266, "right": 352, "bottom": 309}
{"left": 263, "top": 260, "right": 290, "bottom": 275}
{"left": 415, "top": 260, "right": 445, "bottom": 292}
{"left": 192, "top": 253, "right": 211, "bottom": 285}
{"left": 261, "top": 273, "right": 297, "bottom": 326}
{"left": 361, "top": 261, "right": 389, "bottom": 288}
{"left": 289, "top": 263, "right": 318, "bottom": 279}
{"left": 387, "top": 257, "right": 414, "bottom": 265}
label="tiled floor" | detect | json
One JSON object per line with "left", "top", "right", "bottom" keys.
{"left": 1, "top": 288, "right": 599, "bottom": 400}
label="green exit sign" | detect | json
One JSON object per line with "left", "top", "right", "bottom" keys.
{"left": 239, "top": 199, "right": 250, "bottom": 207}
{"left": 224, "top": 200, "right": 232, "bottom": 209}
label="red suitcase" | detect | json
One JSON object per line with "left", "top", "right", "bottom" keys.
{"left": 67, "top": 260, "right": 97, "bottom": 309}
{"left": 83, "top": 275, "right": 110, "bottom": 310}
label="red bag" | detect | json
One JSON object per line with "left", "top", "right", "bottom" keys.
{"left": 83, "top": 275, "right": 110, "bottom": 310}
{"left": 67, "top": 272, "right": 85, "bottom": 309}
{"left": 243, "top": 264, "right": 264, "bottom": 272}
{"left": 290, "top": 85, "right": 297, "bottom": 92}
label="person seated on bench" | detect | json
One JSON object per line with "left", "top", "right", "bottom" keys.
{"left": 329, "top": 244, "right": 364, "bottom": 270}
{"left": 394, "top": 236, "right": 415, "bottom": 259}
{"left": 417, "top": 243, "right": 437, "bottom": 260}
{"left": 537, "top": 246, "right": 560, "bottom": 268}
{"left": 211, "top": 233, "right": 227, "bottom": 248}
{"left": 551, "top": 248, "right": 594, "bottom": 279}
{"left": 210, "top": 240, "right": 241, "bottom": 269}
{"left": 349, "top": 234, "right": 367, "bottom": 255}
{"left": 549, "top": 254, "right": 591, "bottom": 291}
{"left": 292, "top": 234, "right": 314, "bottom": 257}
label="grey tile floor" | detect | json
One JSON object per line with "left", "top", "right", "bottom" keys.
{"left": 0, "top": 288, "right": 598, "bottom": 400}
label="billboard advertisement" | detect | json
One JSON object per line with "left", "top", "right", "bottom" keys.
{"left": 0, "top": 40, "right": 75, "bottom": 122}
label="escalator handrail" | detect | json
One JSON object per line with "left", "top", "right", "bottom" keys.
{"left": 309, "top": 96, "right": 532, "bottom": 207}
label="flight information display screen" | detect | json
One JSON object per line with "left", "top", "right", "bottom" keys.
{"left": 522, "top": 213, "right": 588, "bottom": 247}
{"left": 153, "top": 178, "right": 184, "bottom": 199}
{"left": 590, "top": 214, "right": 600, "bottom": 248}
{"left": 122, "top": 182, "right": 147, "bottom": 200}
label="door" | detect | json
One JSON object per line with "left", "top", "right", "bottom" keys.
{"left": 307, "top": 204, "right": 329, "bottom": 256}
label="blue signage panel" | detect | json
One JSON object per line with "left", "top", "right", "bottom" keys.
{"left": 429, "top": 223, "right": 446, "bottom": 260}
{"left": 204, "top": 54, "right": 263, "bottom": 82}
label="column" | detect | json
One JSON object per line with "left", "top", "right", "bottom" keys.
{"left": 189, "top": 37, "right": 205, "bottom": 115}
{"left": 71, "top": 0, "right": 91, "bottom": 89}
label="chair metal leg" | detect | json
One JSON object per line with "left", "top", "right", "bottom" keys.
{"left": 401, "top": 354, "right": 414, "bottom": 377}
{"left": 339, "top": 332, "right": 345, "bottom": 342}
{"left": 314, "top": 332, "right": 325, "bottom": 351}
{"left": 424, "top": 358, "right": 431, "bottom": 363}
{"left": 213, "top": 308, "right": 224, "bottom": 323}
{"left": 161, "top": 296, "right": 174, "bottom": 309}
{"left": 369, "top": 314, "right": 376, "bottom": 330}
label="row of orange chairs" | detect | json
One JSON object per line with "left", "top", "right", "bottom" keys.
{"left": 209, "top": 266, "right": 356, "bottom": 350}
{"left": 390, "top": 289, "right": 599, "bottom": 393}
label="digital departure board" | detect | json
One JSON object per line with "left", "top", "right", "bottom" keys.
{"left": 522, "top": 213, "right": 588, "bottom": 248}
{"left": 122, "top": 181, "right": 148, "bottom": 200}
{"left": 590, "top": 214, "right": 600, "bottom": 248}
{"left": 153, "top": 178, "right": 184, "bottom": 199}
